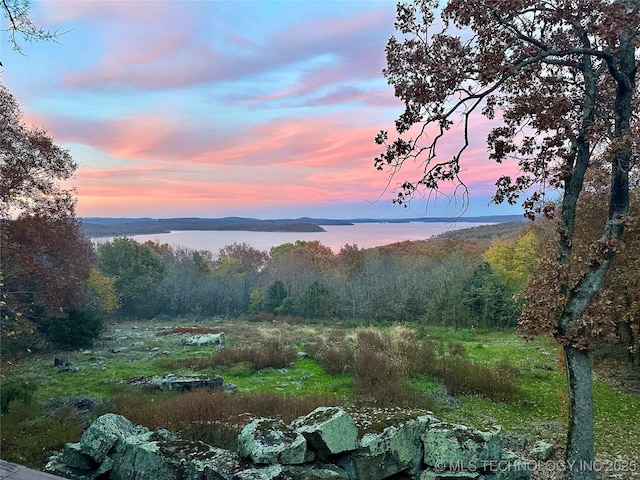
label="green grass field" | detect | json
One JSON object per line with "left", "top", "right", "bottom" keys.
{"left": 1, "top": 320, "right": 638, "bottom": 473}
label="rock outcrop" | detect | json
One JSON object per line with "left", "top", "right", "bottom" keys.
{"left": 181, "top": 332, "right": 226, "bottom": 346}
{"left": 123, "top": 373, "right": 237, "bottom": 393}
{"left": 45, "top": 409, "right": 533, "bottom": 480}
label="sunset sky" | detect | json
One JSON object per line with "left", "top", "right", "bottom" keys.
{"left": 2, "top": 0, "right": 525, "bottom": 220}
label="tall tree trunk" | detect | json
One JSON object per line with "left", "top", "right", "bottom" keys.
{"left": 559, "top": 23, "right": 636, "bottom": 480}
{"left": 564, "top": 346, "right": 596, "bottom": 480}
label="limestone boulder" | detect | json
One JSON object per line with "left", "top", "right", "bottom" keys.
{"left": 78, "top": 413, "right": 143, "bottom": 463}
{"left": 343, "top": 415, "right": 436, "bottom": 479}
{"left": 482, "top": 450, "right": 533, "bottom": 480}
{"left": 528, "top": 440, "right": 553, "bottom": 461}
{"left": 291, "top": 406, "right": 358, "bottom": 460}
{"left": 182, "top": 333, "right": 226, "bottom": 346}
{"left": 110, "top": 430, "right": 247, "bottom": 480}
{"left": 422, "top": 423, "right": 502, "bottom": 471}
{"left": 237, "top": 418, "right": 307, "bottom": 465}
{"left": 232, "top": 464, "right": 348, "bottom": 480}
{"left": 126, "top": 373, "right": 226, "bottom": 392}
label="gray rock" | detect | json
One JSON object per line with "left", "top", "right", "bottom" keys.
{"left": 46, "top": 411, "right": 533, "bottom": 480}
{"left": 482, "top": 451, "right": 533, "bottom": 480}
{"left": 198, "top": 447, "right": 249, "bottom": 480}
{"left": 126, "top": 373, "right": 226, "bottom": 392}
{"left": 111, "top": 430, "right": 242, "bottom": 480}
{"left": 344, "top": 415, "right": 436, "bottom": 479}
{"left": 292, "top": 407, "right": 358, "bottom": 460}
{"left": 78, "top": 413, "right": 143, "bottom": 463}
{"left": 182, "top": 333, "right": 226, "bottom": 346}
{"left": 528, "top": 440, "right": 553, "bottom": 461}
{"left": 94, "top": 456, "right": 114, "bottom": 478}
{"left": 54, "top": 357, "right": 71, "bottom": 367}
{"left": 238, "top": 418, "right": 307, "bottom": 465}
{"left": 422, "top": 423, "right": 502, "bottom": 471}
{"left": 62, "top": 442, "right": 93, "bottom": 470}
{"left": 232, "top": 464, "right": 348, "bottom": 480}
{"left": 43, "top": 452, "right": 94, "bottom": 480}
{"left": 279, "top": 464, "right": 349, "bottom": 479}
{"left": 419, "top": 469, "right": 480, "bottom": 479}
{"left": 110, "top": 431, "right": 170, "bottom": 480}
{"left": 232, "top": 465, "right": 284, "bottom": 480}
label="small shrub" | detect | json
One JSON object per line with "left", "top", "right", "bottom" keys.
{"left": 248, "top": 312, "right": 276, "bottom": 323}
{"left": 403, "top": 341, "right": 437, "bottom": 377}
{"left": 275, "top": 315, "right": 308, "bottom": 325}
{"left": 350, "top": 330, "right": 433, "bottom": 409}
{"left": 447, "top": 340, "right": 466, "bottom": 357}
{"left": 308, "top": 337, "right": 354, "bottom": 376}
{"left": 160, "top": 340, "right": 298, "bottom": 372}
{"left": 213, "top": 340, "right": 297, "bottom": 371}
{"left": 99, "top": 385, "right": 175, "bottom": 428}
{"left": 1, "top": 379, "right": 34, "bottom": 414}
{"left": 45, "top": 310, "right": 104, "bottom": 350}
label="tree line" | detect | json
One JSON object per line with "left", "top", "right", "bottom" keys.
{"left": 0, "top": 215, "right": 535, "bottom": 354}
{"left": 94, "top": 232, "right": 530, "bottom": 327}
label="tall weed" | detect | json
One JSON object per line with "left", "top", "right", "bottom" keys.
{"left": 157, "top": 339, "right": 297, "bottom": 372}
{"left": 427, "top": 356, "right": 521, "bottom": 402}
{"left": 306, "top": 334, "right": 354, "bottom": 376}
{"left": 350, "top": 330, "right": 434, "bottom": 409}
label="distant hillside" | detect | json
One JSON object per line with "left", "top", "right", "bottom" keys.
{"left": 81, "top": 215, "right": 526, "bottom": 238}
{"left": 435, "top": 220, "right": 529, "bottom": 241}
{"left": 81, "top": 217, "right": 329, "bottom": 237}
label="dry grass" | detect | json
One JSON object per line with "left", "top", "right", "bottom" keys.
{"left": 305, "top": 329, "right": 354, "bottom": 376}
{"left": 103, "top": 386, "right": 340, "bottom": 449}
{"left": 157, "top": 339, "right": 298, "bottom": 372}
{"left": 350, "top": 329, "right": 435, "bottom": 409}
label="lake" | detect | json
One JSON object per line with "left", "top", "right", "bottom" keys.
{"left": 94, "top": 222, "right": 492, "bottom": 253}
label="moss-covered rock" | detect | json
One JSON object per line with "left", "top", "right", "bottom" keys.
{"left": 45, "top": 411, "right": 531, "bottom": 480}
{"left": 292, "top": 407, "right": 358, "bottom": 459}
{"left": 345, "top": 415, "right": 436, "bottom": 479}
{"left": 61, "top": 442, "right": 93, "bottom": 470}
{"left": 238, "top": 418, "right": 307, "bottom": 465}
{"left": 232, "top": 464, "right": 349, "bottom": 480}
{"left": 78, "top": 413, "right": 143, "bottom": 463}
{"left": 422, "top": 423, "right": 502, "bottom": 470}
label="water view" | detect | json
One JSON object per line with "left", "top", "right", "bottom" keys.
{"left": 95, "top": 221, "right": 493, "bottom": 253}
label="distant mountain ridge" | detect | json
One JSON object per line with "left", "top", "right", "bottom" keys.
{"left": 81, "top": 215, "right": 525, "bottom": 237}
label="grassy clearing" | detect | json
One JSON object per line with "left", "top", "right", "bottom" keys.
{"left": 219, "top": 358, "right": 353, "bottom": 398}
{"left": 1, "top": 319, "right": 638, "bottom": 472}
{"left": 424, "top": 328, "right": 640, "bottom": 459}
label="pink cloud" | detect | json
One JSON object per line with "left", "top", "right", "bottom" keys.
{"left": 187, "top": 114, "right": 384, "bottom": 170}
{"left": 44, "top": 105, "right": 521, "bottom": 210}
{"left": 57, "top": 2, "right": 392, "bottom": 94}
{"left": 41, "top": 1, "right": 172, "bottom": 23}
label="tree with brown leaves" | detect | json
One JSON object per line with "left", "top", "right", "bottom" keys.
{"left": 1, "top": 84, "right": 95, "bottom": 353}
{"left": 375, "top": 1, "right": 638, "bottom": 478}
